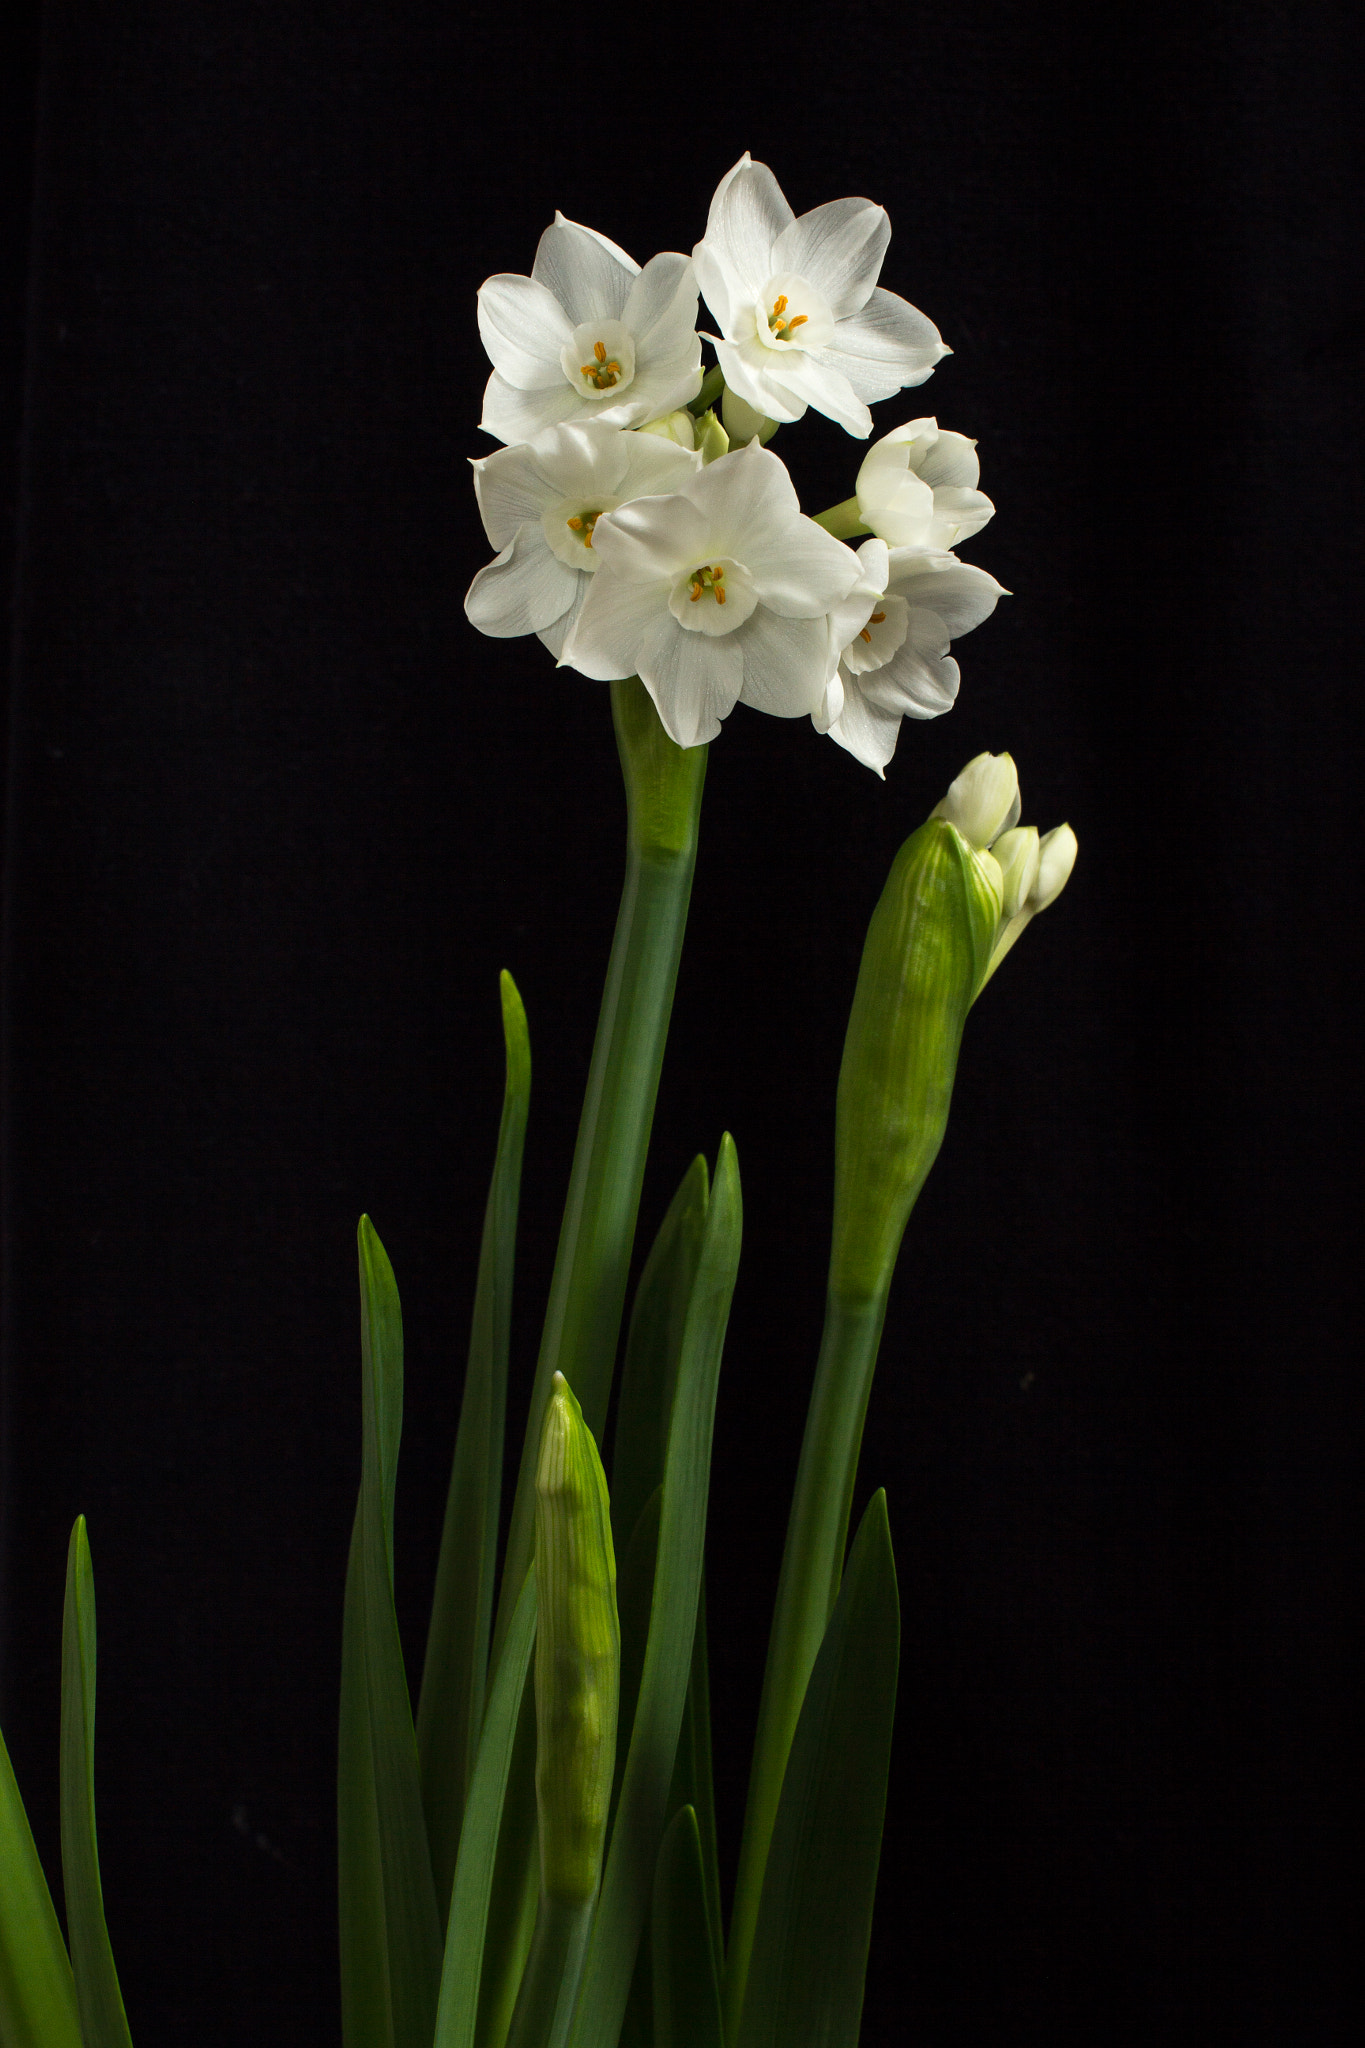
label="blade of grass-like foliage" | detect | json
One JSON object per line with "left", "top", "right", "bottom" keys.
{"left": 0, "top": 1725, "right": 82, "bottom": 2048}
{"left": 734, "top": 1490, "right": 900, "bottom": 2048}
{"left": 433, "top": 1569, "right": 537, "bottom": 2048}
{"left": 667, "top": 1576, "right": 722, "bottom": 1980}
{"left": 608, "top": 1489, "right": 660, "bottom": 1827}
{"left": 469, "top": 1677, "right": 539, "bottom": 2048}
{"left": 652, "top": 1806, "right": 722, "bottom": 2048}
{"left": 59, "top": 1518, "right": 132, "bottom": 2048}
{"left": 338, "top": 1217, "right": 443, "bottom": 2048}
{"left": 568, "top": 1134, "right": 742, "bottom": 2048}
{"left": 610, "top": 1154, "right": 708, "bottom": 1550}
{"left": 419, "top": 972, "right": 530, "bottom": 1921}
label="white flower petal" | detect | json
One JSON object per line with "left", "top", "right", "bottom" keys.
{"left": 471, "top": 442, "right": 556, "bottom": 550}
{"left": 532, "top": 216, "right": 635, "bottom": 326}
{"left": 692, "top": 244, "right": 749, "bottom": 340}
{"left": 710, "top": 334, "right": 809, "bottom": 424}
{"left": 561, "top": 566, "right": 671, "bottom": 681}
{"left": 480, "top": 371, "right": 581, "bottom": 445}
{"left": 888, "top": 553, "right": 1006, "bottom": 637}
{"left": 536, "top": 588, "right": 586, "bottom": 659}
{"left": 1031, "top": 825, "right": 1078, "bottom": 909}
{"left": 477, "top": 274, "right": 574, "bottom": 389}
{"left": 643, "top": 620, "right": 744, "bottom": 747}
{"left": 927, "top": 487, "right": 996, "bottom": 550}
{"left": 679, "top": 439, "right": 799, "bottom": 558}
{"left": 934, "top": 752, "right": 1020, "bottom": 847}
{"left": 465, "top": 527, "right": 579, "bottom": 639}
{"left": 735, "top": 609, "right": 829, "bottom": 718}
{"left": 615, "top": 433, "right": 704, "bottom": 496}
{"left": 826, "top": 288, "right": 947, "bottom": 400}
{"left": 769, "top": 198, "right": 890, "bottom": 319}
{"left": 745, "top": 515, "right": 862, "bottom": 619}
{"left": 771, "top": 349, "right": 873, "bottom": 436}
{"left": 912, "top": 427, "right": 979, "bottom": 490}
{"left": 699, "top": 153, "right": 793, "bottom": 295}
{"left": 826, "top": 687, "right": 903, "bottom": 776}
{"left": 595, "top": 346, "right": 702, "bottom": 428}
{"left": 622, "top": 252, "right": 699, "bottom": 352}
{"left": 528, "top": 419, "right": 632, "bottom": 499}
{"left": 591, "top": 490, "right": 710, "bottom": 584}
{"left": 863, "top": 636, "right": 961, "bottom": 719}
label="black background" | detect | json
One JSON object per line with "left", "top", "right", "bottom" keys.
{"left": 1, "top": 3, "right": 1359, "bottom": 2041}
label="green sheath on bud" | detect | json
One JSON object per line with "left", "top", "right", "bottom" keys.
{"left": 534, "top": 1371, "right": 620, "bottom": 1904}
{"left": 831, "top": 816, "right": 1001, "bottom": 1302}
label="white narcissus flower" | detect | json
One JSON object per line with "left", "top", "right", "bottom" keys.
{"left": 561, "top": 440, "right": 862, "bottom": 749}
{"left": 814, "top": 541, "right": 1007, "bottom": 776}
{"left": 692, "top": 154, "right": 947, "bottom": 440}
{"left": 855, "top": 418, "right": 995, "bottom": 549}
{"left": 478, "top": 214, "right": 703, "bottom": 443}
{"left": 465, "top": 421, "right": 701, "bottom": 658}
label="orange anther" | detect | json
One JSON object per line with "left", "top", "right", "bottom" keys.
{"left": 594, "top": 340, "right": 607, "bottom": 363}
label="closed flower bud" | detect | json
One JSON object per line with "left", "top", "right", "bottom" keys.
{"left": 1032, "top": 823, "right": 1078, "bottom": 910}
{"left": 533, "top": 1372, "right": 620, "bottom": 1903}
{"left": 978, "top": 820, "right": 1078, "bottom": 989}
{"left": 691, "top": 406, "right": 730, "bottom": 464}
{"left": 989, "top": 824, "right": 1041, "bottom": 918}
{"left": 831, "top": 810, "right": 1002, "bottom": 1301}
{"left": 720, "top": 384, "right": 780, "bottom": 447}
{"left": 931, "top": 748, "right": 1020, "bottom": 848}
{"left": 638, "top": 408, "right": 698, "bottom": 450}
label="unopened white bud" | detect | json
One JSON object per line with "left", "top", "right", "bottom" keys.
{"left": 989, "top": 825, "right": 1041, "bottom": 919}
{"left": 1030, "top": 824, "right": 1078, "bottom": 910}
{"left": 932, "top": 751, "right": 1020, "bottom": 851}
{"left": 692, "top": 407, "right": 729, "bottom": 464}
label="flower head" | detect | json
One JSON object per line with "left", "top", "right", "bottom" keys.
{"left": 855, "top": 418, "right": 995, "bottom": 550}
{"left": 692, "top": 154, "right": 947, "bottom": 440}
{"left": 478, "top": 214, "right": 703, "bottom": 443}
{"left": 814, "top": 541, "right": 1007, "bottom": 775}
{"left": 562, "top": 440, "right": 862, "bottom": 748}
{"left": 932, "top": 752, "right": 1077, "bottom": 990}
{"left": 465, "top": 420, "right": 700, "bottom": 658}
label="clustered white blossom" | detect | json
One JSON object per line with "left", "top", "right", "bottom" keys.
{"left": 465, "top": 154, "right": 1008, "bottom": 775}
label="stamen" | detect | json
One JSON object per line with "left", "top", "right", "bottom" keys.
{"left": 593, "top": 341, "right": 607, "bottom": 364}
{"left": 688, "top": 563, "right": 727, "bottom": 603}
{"left": 767, "top": 293, "right": 809, "bottom": 341}
{"left": 579, "top": 339, "right": 624, "bottom": 390}
{"left": 566, "top": 510, "right": 601, "bottom": 548}
{"left": 858, "top": 608, "right": 888, "bottom": 644}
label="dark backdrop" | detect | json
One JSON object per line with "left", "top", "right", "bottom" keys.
{"left": 2, "top": 3, "right": 1358, "bottom": 2042}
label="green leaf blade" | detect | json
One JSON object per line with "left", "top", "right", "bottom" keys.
{"left": 735, "top": 1490, "right": 900, "bottom": 2048}
{"left": 419, "top": 971, "right": 531, "bottom": 1921}
{"left": 652, "top": 1806, "right": 722, "bottom": 2048}
{"left": 1, "top": 1724, "right": 82, "bottom": 2048}
{"left": 569, "top": 1134, "right": 742, "bottom": 2048}
{"left": 434, "top": 1570, "right": 538, "bottom": 2048}
{"left": 338, "top": 1218, "right": 443, "bottom": 2048}
{"left": 58, "top": 1517, "right": 133, "bottom": 2048}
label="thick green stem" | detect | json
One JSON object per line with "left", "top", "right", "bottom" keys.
{"left": 723, "top": 1288, "right": 887, "bottom": 2039}
{"left": 492, "top": 680, "right": 706, "bottom": 1674}
{"left": 504, "top": 1894, "right": 596, "bottom": 2048}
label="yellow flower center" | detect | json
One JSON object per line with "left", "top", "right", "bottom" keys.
{"left": 565, "top": 510, "right": 602, "bottom": 549}
{"left": 767, "top": 293, "right": 808, "bottom": 342}
{"left": 858, "top": 610, "right": 887, "bottom": 643}
{"left": 580, "top": 340, "right": 622, "bottom": 390}
{"left": 688, "top": 564, "right": 727, "bottom": 606}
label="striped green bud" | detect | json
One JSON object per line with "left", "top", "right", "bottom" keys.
{"left": 533, "top": 1372, "right": 620, "bottom": 1903}
{"left": 830, "top": 809, "right": 1002, "bottom": 1303}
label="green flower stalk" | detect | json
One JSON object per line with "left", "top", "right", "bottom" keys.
{"left": 727, "top": 752, "right": 1075, "bottom": 2028}
{"left": 506, "top": 1374, "right": 620, "bottom": 2048}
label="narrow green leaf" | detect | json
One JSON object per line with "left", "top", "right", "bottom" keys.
{"left": 735, "top": 1491, "right": 900, "bottom": 2048}
{"left": 610, "top": 1155, "right": 708, "bottom": 1551}
{"left": 470, "top": 1678, "right": 539, "bottom": 2048}
{"left": 667, "top": 1575, "right": 722, "bottom": 1982}
{"left": 58, "top": 1518, "right": 132, "bottom": 2048}
{"left": 338, "top": 1217, "right": 443, "bottom": 2048}
{"left": 652, "top": 1807, "right": 722, "bottom": 2048}
{"left": 419, "top": 971, "right": 531, "bottom": 1921}
{"left": 433, "top": 1570, "right": 537, "bottom": 2048}
{"left": 0, "top": 1725, "right": 82, "bottom": 2048}
{"left": 569, "top": 1134, "right": 742, "bottom": 2048}
{"left": 608, "top": 1489, "right": 660, "bottom": 1828}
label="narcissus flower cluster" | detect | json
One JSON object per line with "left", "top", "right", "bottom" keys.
{"left": 465, "top": 154, "right": 1009, "bottom": 775}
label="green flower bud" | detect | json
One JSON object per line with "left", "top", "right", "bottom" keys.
{"left": 533, "top": 1372, "right": 620, "bottom": 1903}
{"left": 637, "top": 409, "right": 698, "bottom": 450}
{"left": 720, "top": 384, "right": 780, "bottom": 446}
{"left": 691, "top": 406, "right": 730, "bottom": 464}
{"left": 830, "top": 813, "right": 1002, "bottom": 1302}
